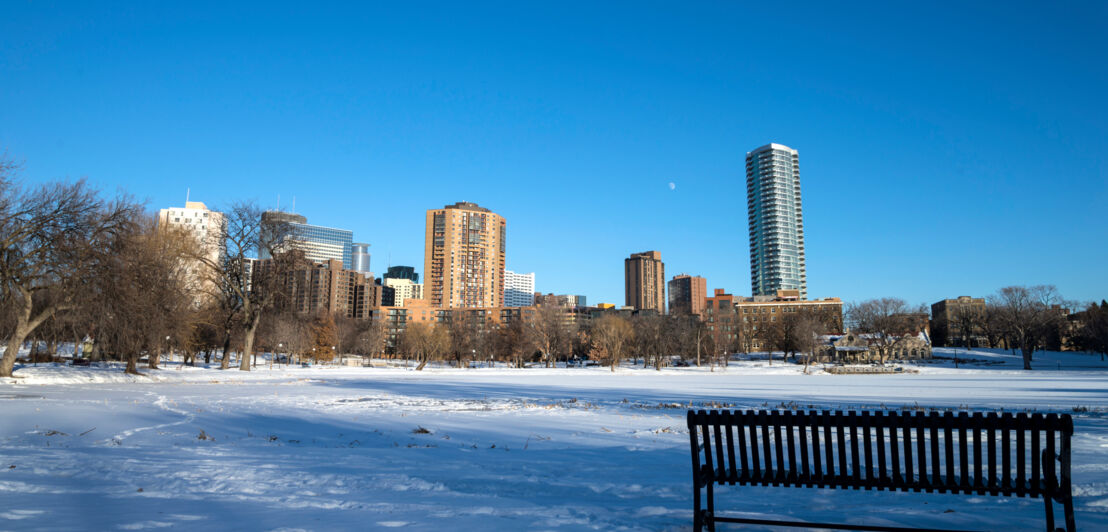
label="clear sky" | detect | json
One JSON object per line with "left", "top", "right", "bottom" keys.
{"left": 2, "top": 1, "right": 1106, "bottom": 308}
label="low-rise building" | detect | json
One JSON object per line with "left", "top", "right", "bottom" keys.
{"left": 703, "top": 288, "right": 844, "bottom": 353}
{"left": 668, "top": 274, "right": 707, "bottom": 316}
{"left": 930, "top": 296, "right": 986, "bottom": 347}
{"left": 533, "top": 293, "right": 587, "bottom": 308}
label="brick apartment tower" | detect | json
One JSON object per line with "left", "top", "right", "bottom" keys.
{"left": 625, "top": 251, "right": 665, "bottom": 313}
{"left": 668, "top": 274, "right": 707, "bottom": 316}
{"left": 424, "top": 202, "right": 506, "bottom": 308}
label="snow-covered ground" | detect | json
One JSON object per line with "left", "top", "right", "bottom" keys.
{"left": 2, "top": 348, "right": 1107, "bottom": 531}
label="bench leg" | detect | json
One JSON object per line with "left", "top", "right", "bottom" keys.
{"left": 1063, "top": 494, "right": 1076, "bottom": 532}
{"left": 1046, "top": 497, "right": 1057, "bottom": 532}
{"left": 693, "top": 484, "right": 703, "bottom": 532}
{"left": 706, "top": 483, "right": 715, "bottom": 532}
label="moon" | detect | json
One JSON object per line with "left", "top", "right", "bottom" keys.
{"left": 668, "top": 182, "right": 676, "bottom": 190}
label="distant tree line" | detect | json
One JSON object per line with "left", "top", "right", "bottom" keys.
{"left": 3, "top": 154, "right": 1106, "bottom": 376}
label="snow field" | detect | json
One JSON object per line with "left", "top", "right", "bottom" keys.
{"left": 1, "top": 348, "right": 1107, "bottom": 531}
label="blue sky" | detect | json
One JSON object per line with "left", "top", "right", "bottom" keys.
{"left": 2, "top": 1, "right": 1106, "bottom": 308}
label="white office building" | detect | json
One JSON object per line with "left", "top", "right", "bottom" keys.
{"left": 503, "top": 270, "right": 535, "bottom": 307}
{"left": 384, "top": 278, "right": 423, "bottom": 307}
{"left": 157, "top": 201, "right": 224, "bottom": 303}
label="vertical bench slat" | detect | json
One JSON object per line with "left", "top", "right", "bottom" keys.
{"left": 849, "top": 412, "right": 862, "bottom": 489}
{"left": 836, "top": 412, "right": 848, "bottom": 487}
{"left": 760, "top": 411, "right": 773, "bottom": 486}
{"left": 890, "top": 412, "right": 902, "bottom": 487}
{"left": 862, "top": 411, "right": 875, "bottom": 489}
{"left": 876, "top": 411, "right": 889, "bottom": 490}
{"left": 785, "top": 411, "right": 798, "bottom": 484}
{"left": 1001, "top": 412, "right": 1013, "bottom": 493}
{"left": 773, "top": 411, "right": 785, "bottom": 485}
{"left": 824, "top": 411, "right": 835, "bottom": 487}
{"left": 1045, "top": 413, "right": 1058, "bottom": 499}
{"left": 930, "top": 412, "right": 942, "bottom": 493}
{"left": 943, "top": 412, "right": 955, "bottom": 493}
{"left": 1016, "top": 412, "right": 1027, "bottom": 496}
{"left": 987, "top": 412, "right": 999, "bottom": 495}
{"left": 1031, "top": 413, "right": 1042, "bottom": 498}
{"left": 799, "top": 411, "right": 811, "bottom": 487}
{"left": 737, "top": 410, "right": 751, "bottom": 484}
{"left": 711, "top": 411, "right": 726, "bottom": 482}
{"left": 958, "top": 412, "right": 970, "bottom": 491}
{"left": 903, "top": 413, "right": 915, "bottom": 490}
{"left": 916, "top": 413, "right": 929, "bottom": 492}
{"left": 723, "top": 410, "right": 738, "bottom": 484}
{"left": 973, "top": 412, "right": 984, "bottom": 495}
{"left": 812, "top": 410, "right": 825, "bottom": 488}
{"left": 699, "top": 410, "right": 715, "bottom": 484}
{"left": 749, "top": 411, "right": 763, "bottom": 484}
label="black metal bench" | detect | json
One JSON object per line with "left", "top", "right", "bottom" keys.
{"left": 687, "top": 409, "right": 1075, "bottom": 531}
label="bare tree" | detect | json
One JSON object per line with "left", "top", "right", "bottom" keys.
{"left": 1074, "top": 301, "right": 1108, "bottom": 361}
{"left": 952, "top": 303, "right": 983, "bottom": 350}
{"left": 846, "top": 298, "right": 913, "bottom": 364}
{"left": 494, "top": 319, "right": 533, "bottom": 368}
{"left": 990, "top": 285, "right": 1066, "bottom": 370}
{"left": 528, "top": 305, "right": 574, "bottom": 368}
{"left": 398, "top": 322, "right": 450, "bottom": 370}
{"left": 340, "top": 316, "right": 387, "bottom": 361}
{"left": 589, "top": 313, "right": 633, "bottom": 372}
{"left": 0, "top": 163, "right": 138, "bottom": 377}
{"left": 309, "top": 311, "right": 338, "bottom": 362}
{"left": 793, "top": 314, "right": 825, "bottom": 373}
{"left": 195, "top": 202, "right": 299, "bottom": 371}
{"left": 84, "top": 215, "right": 197, "bottom": 374}
{"left": 980, "top": 306, "right": 1007, "bottom": 349}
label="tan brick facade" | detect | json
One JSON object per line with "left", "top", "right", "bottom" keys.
{"left": 625, "top": 251, "right": 665, "bottom": 313}
{"left": 424, "top": 202, "right": 506, "bottom": 309}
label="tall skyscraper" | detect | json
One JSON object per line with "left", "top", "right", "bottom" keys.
{"left": 157, "top": 201, "right": 224, "bottom": 303}
{"left": 746, "top": 143, "right": 807, "bottom": 300}
{"left": 503, "top": 270, "right": 535, "bottom": 307}
{"left": 260, "top": 211, "right": 354, "bottom": 269}
{"left": 351, "top": 243, "right": 371, "bottom": 273}
{"left": 625, "top": 251, "right": 665, "bottom": 313}
{"left": 424, "top": 202, "right": 506, "bottom": 308}
{"left": 668, "top": 274, "right": 707, "bottom": 316}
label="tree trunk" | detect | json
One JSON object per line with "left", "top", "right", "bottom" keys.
{"left": 240, "top": 313, "right": 263, "bottom": 371}
{"left": 695, "top": 331, "right": 702, "bottom": 367}
{"left": 0, "top": 294, "right": 56, "bottom": 378}
{"left": 148, "top": 347, "right": 161, "bottom": 370}
{"left": 125, "top": 353, "right": 141, "bottom": 375}
{"left": 220, "top": 332, "right": 232, "bottom": 369}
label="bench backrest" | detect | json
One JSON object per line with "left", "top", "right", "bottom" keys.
{"left": 687, "top": 409, "right": 1072, "bottom": 498}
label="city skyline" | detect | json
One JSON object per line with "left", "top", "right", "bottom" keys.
{"left": 2, "top": 3, "right": 1105, "bottom": 306}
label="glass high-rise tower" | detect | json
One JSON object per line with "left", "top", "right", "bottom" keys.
{"left": 746, "top": 143, "right": 807, "bottom": 299}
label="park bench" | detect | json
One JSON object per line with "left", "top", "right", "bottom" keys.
{"left": 687, "top": 409, "right": 1075, "bottom": 532}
